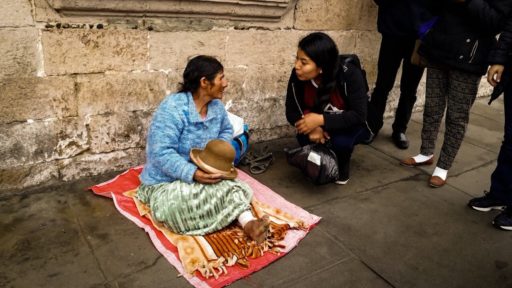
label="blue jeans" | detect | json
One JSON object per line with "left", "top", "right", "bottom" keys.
{"left": 489, "top": 74, "right": 512, "bottom": 206}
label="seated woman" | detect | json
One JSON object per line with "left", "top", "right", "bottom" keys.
{"left": 285, "top": 32, "right": 369, "bottom": 184}
{"left": 137, "top": 55, "right": 268, "bottom": 243}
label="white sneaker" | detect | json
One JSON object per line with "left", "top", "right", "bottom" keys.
{"left": 335, "top": 179, "right": 349, "bottom": 185}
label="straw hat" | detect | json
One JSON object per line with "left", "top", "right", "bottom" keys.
{"left": 190, "top": 139, "right": 237, "bottom": 180}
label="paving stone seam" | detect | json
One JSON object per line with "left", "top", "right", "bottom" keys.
{"left": 358, "top": 259, "right": 397, "bottom": 288}
{"left": 106, "top": 255, "right": 164, "bottom": 286}
{"left": 448, "top": 158, "right": 497, "bottom": 178}
{"left": 70, "top": 195, "right": 110, "bottom": 282}
{"left": 0, "top": 171, "right": 122, "bottom": 201}
{"left": 314, "top": 217, "right": 399, "bottom": 288}
{"left": 363, "top": 144, "right": 413, "bottom": 166}
{"left": 462, "top": 139, "right": 501, "bottom": 154}
{"left": 277, "top": 257, "right": 357, "bottom": 288}
{"left": 470, "top": 111, "right": 504, "bottom": 123}
{"left": 318, "top": 226, "right": 359, "bottom": 258}
{"left": 304, "top": 172, "right": 425, "bottom": 211}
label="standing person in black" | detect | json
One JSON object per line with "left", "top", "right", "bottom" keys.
{"left": 469, "top": 13, "right": 512, "bottom": 231}
{"left": 367, "top": 0, "right": 427, "bottom": 149}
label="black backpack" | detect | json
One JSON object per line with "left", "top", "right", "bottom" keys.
{"left": 338, "top": 54, "right": 370, "bottom": 96}
{"left": 338, "top": 54, "right": 375, "bottom": 141}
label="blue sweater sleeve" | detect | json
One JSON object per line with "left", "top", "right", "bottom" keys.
{"left": 146, "top": 101, "right": 197, "bottom": 183}
{"left": 218, "top": 104, "right": 234, "bottom": 142}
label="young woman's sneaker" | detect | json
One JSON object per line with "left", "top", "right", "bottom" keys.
{"left": 335, "top": 178, "right": 349, "bottom": 185}
{"left": 467, "top": 192, "right": 506, "bottom": 212}
{"left": 335, "top": 161, "right": 350, "bottom": 185}
{"left": 493, "top": 208, "right": 512, "bottom": 231}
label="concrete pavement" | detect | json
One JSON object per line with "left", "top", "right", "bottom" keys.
{"left": 1, "top": 97, "right": 511, "bottom": 288}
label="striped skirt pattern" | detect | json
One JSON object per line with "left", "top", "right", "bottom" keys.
{"left": 136, "top": 179, "right": 253, "bottom": 235}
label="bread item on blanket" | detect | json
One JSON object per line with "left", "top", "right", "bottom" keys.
{"left": 243, "top": 215, "right": 269, "bottom": 244}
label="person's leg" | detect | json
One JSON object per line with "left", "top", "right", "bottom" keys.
{"left": 468, "top": 74, "right": 512, "bottom": 213}
{"left": 296, "top": 133, "right": 311, "bottom": 147}
{"left": 490, "top": 82, "right": 512, "bottom": 204}
{"left": 368, "top": 35, "right": 405, "bottom": 134}
{"left": 140, "top": 180, "right": 253, "bottom": 235}
{"left": 489, "top": 73, "right": 512, "bottom": 231}
{"left": 492, "top": 84, "right": 512, "bottom": 230}
{"left": 420, "top": 67, "right": 448, "bottom": 157}
{"left": 336, "top": 148, "right": 353, "bottom": 184}
{"left": 436, "top": 69, "right": 480, "bottom": 171}
{"left": 329, "top": 127, "right": 365, "bottom": 183}
{"left": 392, "top": 37, "right": 425, "bottom": 135}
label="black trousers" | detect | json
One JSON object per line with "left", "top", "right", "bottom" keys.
{"left": 368, "top": 35, "right": 425, "bottom": 134}
{"left": 489, "top": 70, "right": 512, "bottom": 207}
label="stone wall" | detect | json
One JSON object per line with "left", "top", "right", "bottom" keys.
{"left": 0, "top": 0, "right": 491, "bottom": 193}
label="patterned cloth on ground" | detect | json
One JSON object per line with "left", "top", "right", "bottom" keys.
{"left": 90, "top": 166, "right": 321, "bottom": 288}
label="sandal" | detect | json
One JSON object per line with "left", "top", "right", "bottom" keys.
{"left": 249, "top": 154, "right": 273, "bottom": 174}
{"left": 240, "top": 145, "right": 269, "bottom": 163}
{"left": 240, "top": 149, "right": 274, "bottom": 174}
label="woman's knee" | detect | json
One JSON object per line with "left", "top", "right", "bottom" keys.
{"left": 296, "top": 134, "right": 310, "bottom": 146}
{"left": 330, "top": 137, "right": 355, "bottom": 151}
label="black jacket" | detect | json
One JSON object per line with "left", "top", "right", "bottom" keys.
{"left": 489, "top": 15, "right": 512, "bottom": 65}
{"left": 489, "top": 14, "right": 512, "bottom": 103}
{"left": 419, "top": 0, "right": 512, "bottom": 75}
{"left": 374, "top": 0, "right": 432, "bottom": 37}
{"left": 285, "top": 60, "right": 367, "bottom": 132}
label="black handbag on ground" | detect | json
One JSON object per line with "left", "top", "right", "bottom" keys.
{"left": 285, "top": 143, "right": 339, "bottom": 185}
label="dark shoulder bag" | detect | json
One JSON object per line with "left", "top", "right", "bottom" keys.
{"left": 285, "top": 143, "right": 339, "bottom": 185}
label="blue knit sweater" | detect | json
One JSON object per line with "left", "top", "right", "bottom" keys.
{"left": 140, "top": 92, "right": 233, "bottom": 185}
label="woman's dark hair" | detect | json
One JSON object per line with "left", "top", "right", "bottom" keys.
{"left": 298, "top": 32, "right": 340, "bottom": 110}
{"left": 179, "top": 55, "right": 224, "bottom": 93}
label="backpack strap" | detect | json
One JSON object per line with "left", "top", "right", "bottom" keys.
{"left": 337, "top": 55, "right": 354, "bottom": 98}
{"left": 338, "top": 54, "right": 375, "bottom": 140}
{"left": 339, "top": 54, "right": 369, "bottom": 95}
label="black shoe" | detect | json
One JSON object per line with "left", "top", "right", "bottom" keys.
{"left": 392, "top": 132, "right": 409, "bottom": 149}
{"left": 493, "top": 208, "right": 512, "bottom": 231}
{"left": 468, "top": 192, "right": 507, "bottom": 212}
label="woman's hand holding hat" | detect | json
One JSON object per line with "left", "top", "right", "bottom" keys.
{"left": 190, "top": 139, "right": 238, "bottom": 180}
{"left": 193, "top": 169, "right": 222, "bottom": 184}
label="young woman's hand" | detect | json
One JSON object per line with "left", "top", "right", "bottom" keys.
{"left": 193, "top": 169, "right": 222, "bottom": 184}
{"left": 295, "top": 113, "right": 324, "bottom": 134}
{"left": 308, "top": 127, "right": 327, "bottom": 143}
{"left": 487, "top": 64, "right": 505, "bottom": 87}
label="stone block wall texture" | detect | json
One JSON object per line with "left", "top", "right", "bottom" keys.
{"left": 0, "top": 0, "right": 492, "bottom": 193}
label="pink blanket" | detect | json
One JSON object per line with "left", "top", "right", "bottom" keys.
{"left": 90, "top": 166, "right": 321, "bottom": 288}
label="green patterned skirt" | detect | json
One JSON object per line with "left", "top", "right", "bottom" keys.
{"left": 136, "top": 179, "right": 253, "bottom": 235}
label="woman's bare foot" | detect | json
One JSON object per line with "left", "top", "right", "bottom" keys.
{"left": 243, "top": 215, "right": 269, "bottom": 244}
